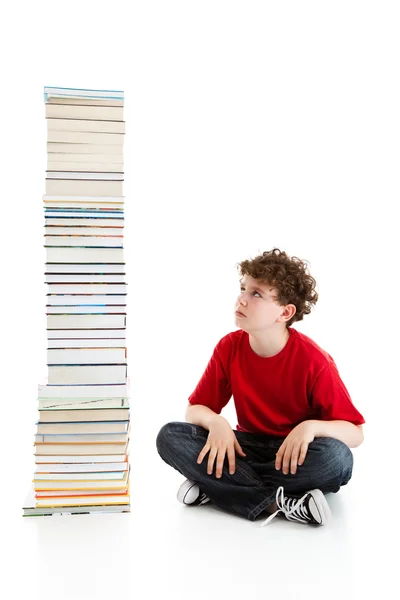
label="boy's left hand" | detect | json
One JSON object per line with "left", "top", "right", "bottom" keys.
{"left": 275, "top": 420, "right": 317, "bottom": 475}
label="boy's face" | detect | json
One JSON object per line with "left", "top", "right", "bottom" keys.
{"left": 234, "top": 274, "right": 295, "bottom": 331}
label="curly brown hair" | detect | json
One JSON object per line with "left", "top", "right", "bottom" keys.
{"left": 236, "top": 248, "right": 319, "bottom": 328}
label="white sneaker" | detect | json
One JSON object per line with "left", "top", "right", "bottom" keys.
{"left": 260, "top": 486, "right": 331, "bottom": 527}
{"left": 177, "top": 479, "right": 211, "bottom": 506}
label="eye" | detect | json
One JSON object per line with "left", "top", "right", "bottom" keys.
{"left": 240, "top": 286, "right": 261, "bottom": 297}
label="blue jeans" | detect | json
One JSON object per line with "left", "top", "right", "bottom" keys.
{"left": 156, "top": 421, "right": 354, "bottom": 521}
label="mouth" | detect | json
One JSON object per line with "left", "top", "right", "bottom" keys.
{"left": 235, "top": 310, "right": 246, "bottom": 317}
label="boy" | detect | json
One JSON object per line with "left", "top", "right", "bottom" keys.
{"left": 156, "top": 248, "right": 365, "bottom": 527}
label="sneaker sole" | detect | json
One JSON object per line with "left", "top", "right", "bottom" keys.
{"left": 308, "top": 489, "right": 331, "bottom": 525}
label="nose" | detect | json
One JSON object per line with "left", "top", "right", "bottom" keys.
{"left": 238, "top": 291, "right": 247, "bottom": 306}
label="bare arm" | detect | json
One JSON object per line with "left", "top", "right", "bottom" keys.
{"left": 185, "top": 403, "right": 225, "bottom": 430}
{"left": 313, "top": 420, "right": 364, "bottom": 448}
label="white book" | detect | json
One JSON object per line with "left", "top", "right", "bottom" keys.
{"left": 47, "top": 348, "right": 127, "bottom": 365}
{"left": 46, "top": 171, "right": 124, "bottom": 181}
{"left": 47, "top": 295, "right": 126, "bottom": 306}
{"left": 46, "top": 97, "right": 124, "bottom": 106}
{"left": 44, "top": 86, "right": 124, "bottom": 100}
{"left": 45, "top": 218, "right": 124, "bottom": 227}
{"left": 48, "top": 142, "right": 123, "bottom": 154}
{"left": 45, "top": 247, "right": 124, "bottom": 262}
{"left": 45, "top": 274, "right": 126, "bottom": 283}
{"left": 43, "top": 194, "right": 124, "bottom": 202}
{"left": 35, "top": 496, "right": 130, "bottom": 507}
{"left": 47, "top": 118, "right": 125, "bottom": 134}
{"left": 47, "top": 364, "right": 127, "bottom": 385}
{"left": 47, "top": 130, "right": 124, "bottom": 145}
{"left": 47, "top": 339, "right": 126, "bottom": 348}
{"left": 46, "top": 329, "right": 126, "bottom": 340}
{"left": 45, "top": 179, "right": 123, "bottom": 197}
{"left": 35, "top": 462, "right": 128, "bottom": 475}
{"left": 47, "top": 162, "right": 124, "bottom": 173}
{"left": 35, "top": 462, "right": 128, "bottom": 472}
{"left": 34, "top": 442, "right": 128, "bottom": 456}
{"left": 45, "top": 104, "right": 124, "bottom": 121}
{"left": 44, "top": 227, "right": 123, "bottom": 236}
{"left": 35, "top": 453, "right": 127, "bottom": 463}
{"left": 47, "top": 283, "right": 128, "bottom": 296}
{"left": 35, "top": 432, "right": 129, "bottom": 444}
{"left": 38, "top": 398, "right": 129, "bottom": 409}
{"left": 46, "top": 306, "right": 126, "bottom": 314}
{"left": 45, "top": 263, "right": 125, "bottom": 273}
{"left": 47, "top": 313, "right": 126, "bottom": 328}
{"left": 45, "top": 236, "right": 123, "bottom": 248}
{"left": 34, "top": 470, "right": 127, "bottom": 480}
{"left": 46, "top": 284, "right": 127, "bottom": 294}
{"left": 38, "top": 381, "right": 129, "bottom": 397}
{"left": 47, "top": 153, "right": 123, "bottom": 163}
{"left": 37, "top": 421, "right": 129, "bottom": 434}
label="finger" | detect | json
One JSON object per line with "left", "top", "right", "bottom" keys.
{"left": 226, "top": 445, "right": 236, "bottom": 475}
{"left": 234, "top": 438, "right": 247, "bottom": 456}
{"left": 290, "top": 444, "right": 301, "bottom": 474}
{"left": 197, "top": 443, "right": 210, "bottom": 465}
{"left": 275, "top": 442, "right": 286, "bottom": 470}
{"left": 282, "top": 444, "right": 293, "bottom": 474}
{"left": 297, "top": 442, "right": 309, "bottom": 466}
{"left": 207, "top": 446, "right": 218, "bottom": 475}
{"left": 215, "top": 447, "right": 227, "bottom": 478}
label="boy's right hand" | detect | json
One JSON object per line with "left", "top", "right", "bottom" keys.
{"left": 196, "top": 416, "right": 247, "bottom": 478}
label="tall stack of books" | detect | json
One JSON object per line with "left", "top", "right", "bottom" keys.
{"left": 23, "top": 86, "right": 130, "bottom": 516}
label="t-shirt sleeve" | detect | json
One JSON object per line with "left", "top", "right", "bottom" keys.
{"left": 188, "top": 343, "right": 232, "bottom": 414}
{"left": 310, "top": 362, "right": 365, "bottom": 425}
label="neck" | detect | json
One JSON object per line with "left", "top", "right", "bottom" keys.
{"left": 248, "top": 326, "right": 290, "bottom": 358}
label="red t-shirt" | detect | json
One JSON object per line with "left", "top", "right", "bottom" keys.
{"left": 188, "top": 326, "right": 365, "bottom": 437}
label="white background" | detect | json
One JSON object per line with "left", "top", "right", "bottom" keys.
{"left": 1, "top": 1, "right": 399, "bottom": 598}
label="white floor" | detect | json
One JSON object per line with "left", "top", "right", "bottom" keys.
{"left": 6, "top": 420, "right": 395, "bottom": 600}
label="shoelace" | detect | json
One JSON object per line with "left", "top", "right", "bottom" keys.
{"left": 260, "top": 486, "right": 312, "bottom": 527}
{"left": 198, "top": 492, "right": 210, "bottom": 506}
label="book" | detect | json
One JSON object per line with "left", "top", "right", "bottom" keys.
{"left": 37, "top": 421, "right": 130, "bottom": 434}
{"left": 46, "top": 283, "right": 127, "bottom": 294}
{"left": 34, "top": 495, "right": 130, "bottom": 508}
{"left": 35, "top": 432, "right": 129, "bottom": 443}
{"left": 46, "top": 294, "right": 127, "bottom": 305}
{"left": 34, "top": 470, "right": 129, "bottom": 485}
{"left": 34, "top": 441, "right": 129, "bottom": 455}
{"left": 45, "top": 236, "right": 123, "bottom": 248}
{"left": 46, "top": 97, "right": 124, "bottom": 106}
{"left": 45, "top": 210, "right": 124, "bottom": 219}
{"left": 45, "top": 172, "right": 124, "bottom": 181}
{"left": 47, "top": 118, "right": 125, "bottom": 134}
{"left": 46, "top": 329, "right": 126, "bottom": 340}
{"left": 38, "top": 408, "right": 129, "bottom": 422}
{"left": 35, "top": 462, "right": 128, "bottom": 472}
{"left": 47, "top": 339, "right": 126, "bottom": 349}
{"left": 47, "top": 130, "right": 124, "bottom": 145}
{"left": 47, "top": 348, "right": 127, "bottom": 364}
{"left": 45, "top": 274, "right": 126, "bottom": 283}
{"left": 47, "top": 364, "right": 127, "bottom": 385}
{"left": 45, "top": 179, "right": 123, "bottom": 196}
{"left": 48, "top": 142, "right": 123, "bottom": 154}
{"left": 44, "top": 86, "right": 124, "bottom": 100}
{"left": 47, "top": 162, "right": 124, "bottom": 173}
{"left": 38, "top": 399, "right": 129, "bottom": 410}
{"left": 45, "top": 218, "right": 124, "bottom": 227}
{"left": 46, "top": 306, "right": 127, "bottom": 314}
{"left": 47, "top": 314, "right": 126, "bottom": 329}
{"left": 45, "top": 247, "right": 124, "bottom": 262}
{"left": 45, "top": 263, "right": 125, "bottom": 273}
{"left": 45, "top": 103, "right": 124, "bottom": 121}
